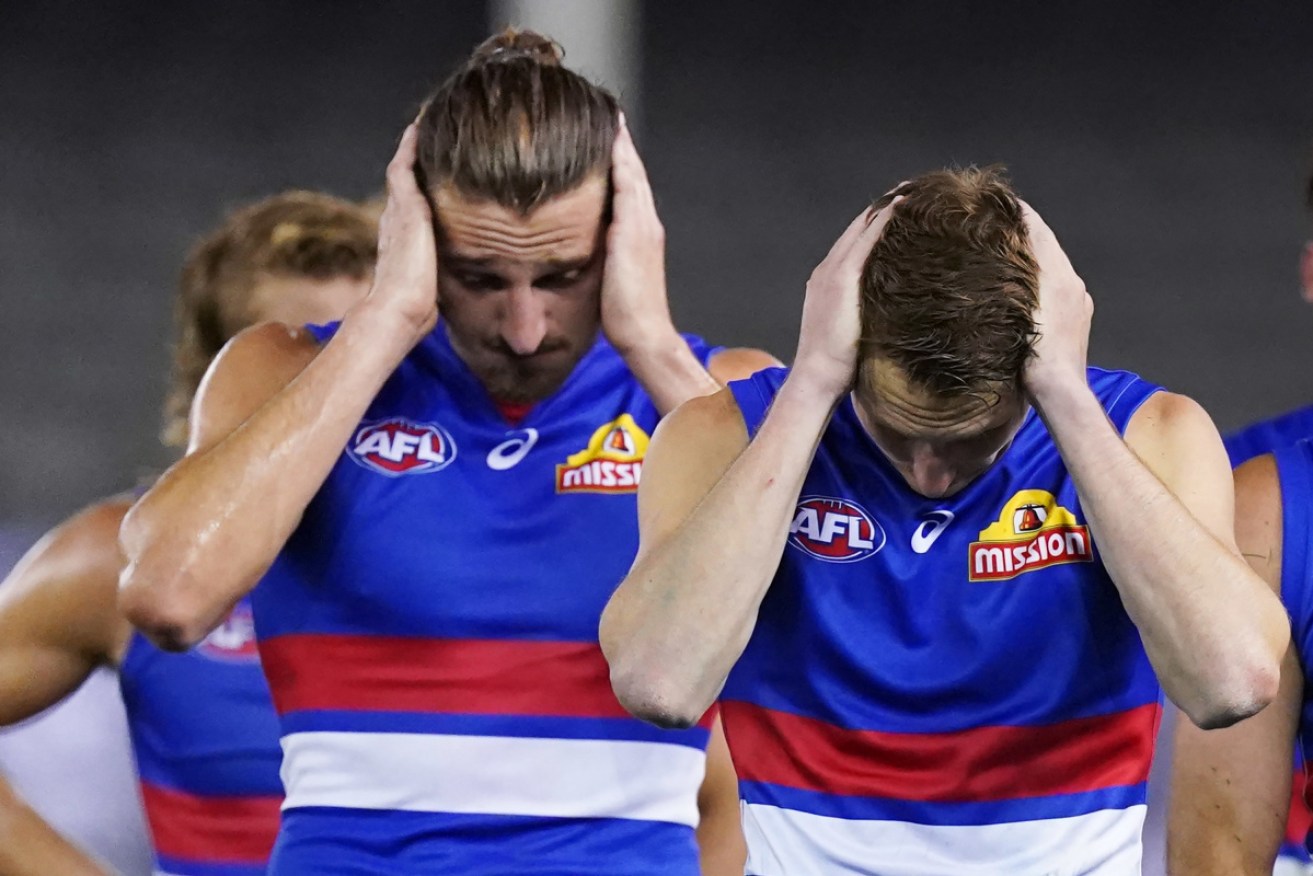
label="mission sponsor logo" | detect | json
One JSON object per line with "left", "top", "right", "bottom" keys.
{"left": 350, "top": 417, "right": 457, "bottom": 476}
{"left": 968, "top": 489, "right": 1093, "bottom": 582}
{"left": 198, "top": 602, "right": 260, "bottom": 663}
{"left": 788, "top": 496, "right": 885, "bottom": 563}
{"left": 555, "top": 414, "right": 650, "bottom": 493}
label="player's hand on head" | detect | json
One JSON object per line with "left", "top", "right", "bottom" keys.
{"left": 363, "top": 121, "right": 439, "bottom": 344}
{"left": 1019, "top": 201, "right": 1093, "bottom": 399}
{"left": 792, "top": 197, "right": 901, "bottom": 399}
{"left": 600, "top": 115, "right": 676, "bottom": 353}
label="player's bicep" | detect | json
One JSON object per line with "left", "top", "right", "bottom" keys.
{"left": 1124, "top": 391, "right": 1237, "bottom": 549}
{"left": 187, "top": 321, "right": 322, "bottom": 455}
{"left": 0, "top": 504, "right": 129, "bottom": 726}
{"left": 636, "top": 389, "right": 749, "bottom": 561}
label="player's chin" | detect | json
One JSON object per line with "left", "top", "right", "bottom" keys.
{"left": 484, "top": 362, "right": 574, "bottom": 404}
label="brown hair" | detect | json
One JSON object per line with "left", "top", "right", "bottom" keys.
{"left": 163, "top": 191, "right": 378, "bottom": 446}
{"left": 415, "top": 28, "right": 621, "bottom": 212}
{"left": 859, "top": 166, "right": 1039, "bottom": 399}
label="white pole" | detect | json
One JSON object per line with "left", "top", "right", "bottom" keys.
{"left": 489, "top": 0, "right": 643, "bottom": 130}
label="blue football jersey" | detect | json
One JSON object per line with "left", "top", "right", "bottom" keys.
{"left": 253, "top": 321, "right": 720, "bottom": 875}
{"left": 722, "top": 366, "right": 1163, "bottom": 876}
{"left": 1275, "top": 440, "right": 1313, "bottom": 862}
{"left": 1226, "top": 404, "right": 1313, "bottom": 466}
{"left": 120, "top": 597, "right": 283, "bottom": 874}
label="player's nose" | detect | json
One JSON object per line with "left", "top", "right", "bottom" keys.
{"left": 501, "top": 287, "right": 548, "bottom": 356}
{"left": 908, "top": 447, "right": 956, "bottom": 498}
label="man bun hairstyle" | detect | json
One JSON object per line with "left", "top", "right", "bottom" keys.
{"left": 415, "top": 27, "right": 621, "bottom": 213}
{"left": 164, "top": 191, "right": 378, "bottom": 446}
{"left": 859, "top": 166, "right": 1039, "bottom": 399}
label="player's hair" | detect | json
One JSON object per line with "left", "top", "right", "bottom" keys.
{"left": 163, "top": 191, "right": 378, "bottom": 447}
{"left": 415, "top": 27, "right": 621, "bottom": 212}
{"left": 859, "top": 166, "right": 1039, "bottom": 399}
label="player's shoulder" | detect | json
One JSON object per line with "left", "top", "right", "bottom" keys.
{"left": 215, "top": 321, "right": 322, "bottom": 374}
{"left": 189, "top": 321, "right": 322, "bottom": 452}
{"left": 8, "top": 496, "right": 134, "bottom": 586}
{"left": 706, "top": 347, "right": 781, "bottom": 384}
{"left": 1124, "top": 389, "right": 1217, "bottom": 446}
{"left": 648, "top": 388, "right": 749, "bottom": 463}
{"left": 0, "top": 495, "right": 134, "bottom": 662}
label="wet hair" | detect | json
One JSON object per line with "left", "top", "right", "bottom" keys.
{"left": 415, "top": 27, "right": 621, "bottom": 212}
{"left": 859, "top": 166, "right": 1039, "bottom": 399}
{"left": 163, "top": 191, "right": 377, "bottom": 446}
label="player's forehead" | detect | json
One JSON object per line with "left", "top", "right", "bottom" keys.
{"left": 863, "top": 360, "right": 1024, "bottom": 441}
{"left": 434, "top": 177, "right": 606, "bottom": 268}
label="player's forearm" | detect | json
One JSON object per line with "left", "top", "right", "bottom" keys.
{"left": 120, "top": 306, "right": 412, "bottom": 649}
{"left": 1166, "top": 787, "right": 1283, "bottom": 876}
{"left": 1035, "top": 382, "right": 1285, "bottom": 728}
{"left": 0, "top": 778, "right": 111, "bottom": 876}
{"left": 602, "top": 375, "right": 837, "bottom": 727}
{"left": 618, "top": 329, "right": 721, "bottom": 416}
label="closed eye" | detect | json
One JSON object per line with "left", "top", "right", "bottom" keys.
{"left": 452, "top": 271, "right": 507, "bottom": 292}
{"left": 535, "top": 269, "right": 585, "bottom": 291}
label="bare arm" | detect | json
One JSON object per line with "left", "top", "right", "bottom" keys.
{"left": 1040, "top": 387, "right": 1287, "bottom": 727}
{"left": 601, "top": 204, "right": 899, "bottom": 727}
{"left": 1166, "top": 454, "right": 1300, "bottom": 874}
{"left": 696, "top": 715, "right": 746, "bottom": 876}
{"left": 1021, "top": 205, "right": 1286, "bottom": 728}
{"left": 0, "top": 778, "right": 111, "bottom": 876}
{"left": 119, "top": 125, "right": 439, "bottom": 649}
{"left": 0, "top": 501, "right": 134, "bottom": 875}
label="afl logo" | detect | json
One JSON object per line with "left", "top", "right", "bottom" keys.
{"left": 788, "top": 496, "right": 885, "bottom": 563}
{"left": 198, "top": 603, "right": 260, "bottom": 663}
{"left": 350, "top": 418, "right": 457, "bottom": 476}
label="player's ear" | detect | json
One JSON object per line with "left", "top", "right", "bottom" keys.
{"left": 1300, "top": 241, "right": 1313, "bottom": 304}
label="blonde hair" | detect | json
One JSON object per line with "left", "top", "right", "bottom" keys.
{"left": 163, "top": 191, "right": 377, "bottom": 446}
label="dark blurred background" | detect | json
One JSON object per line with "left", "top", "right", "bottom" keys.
{"left": 2, "top": 0, "right": 1311, "bottom": 531}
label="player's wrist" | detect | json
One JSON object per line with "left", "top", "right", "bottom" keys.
{"left": 341, "top": 298, "right": 433, "bottom": 360}
{"left": 608, "top": 318, "right": 682, "bottom": 361}
{"left": 786, "top": 355, "right": 853, "bottom": 404}
{"left": 1026, "top": 370, "right": 1099, "bottom": 427}
{"left": 778, "top": 367, "right": 849, "bottom": 418}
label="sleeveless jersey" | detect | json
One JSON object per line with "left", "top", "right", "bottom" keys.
{"left": 1277, "top": 440, "right": 1313, "bottom": 864}
{"left": 1226, "top": 403, "right": 1313, "bottom": 466}
{"left": 724, "top": 366, "right": 1163, "bottom": 876}
{"left": 120, "top": 596, "right": 284, "bottom": 875}
{"left": 253, "top": 323, "right": 719, "bottom": 875}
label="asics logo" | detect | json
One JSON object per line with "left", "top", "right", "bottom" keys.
{"left": 486, "top": 429, "right": 539, "bottom": 470}
{"left": 911, "top": 510, "right": 955, "bottom": 554}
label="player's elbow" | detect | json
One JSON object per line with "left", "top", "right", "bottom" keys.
{"left": 117, "top": 562, "right": 211, "bottom": 652}
{"left": 1180, "top": 653, "right": 1281, "bottom": 730}
{"left": 118, "top": 511, "right": 212, "bottom": 651}
{"left": 609, "top": 663, "right": 707, "bottom": 730}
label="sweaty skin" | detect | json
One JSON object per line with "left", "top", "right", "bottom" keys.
{"left": 119, "top": 121, "right": 774, "bottom": 875}
{"left": 0, "top": 271, "right": 372, "bottom": 876}
{"left": 599, "top": 200, "right": 1287, "bottom": 734}
{"left": 0, "top": 501, "right": 132, "bottom": 876}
